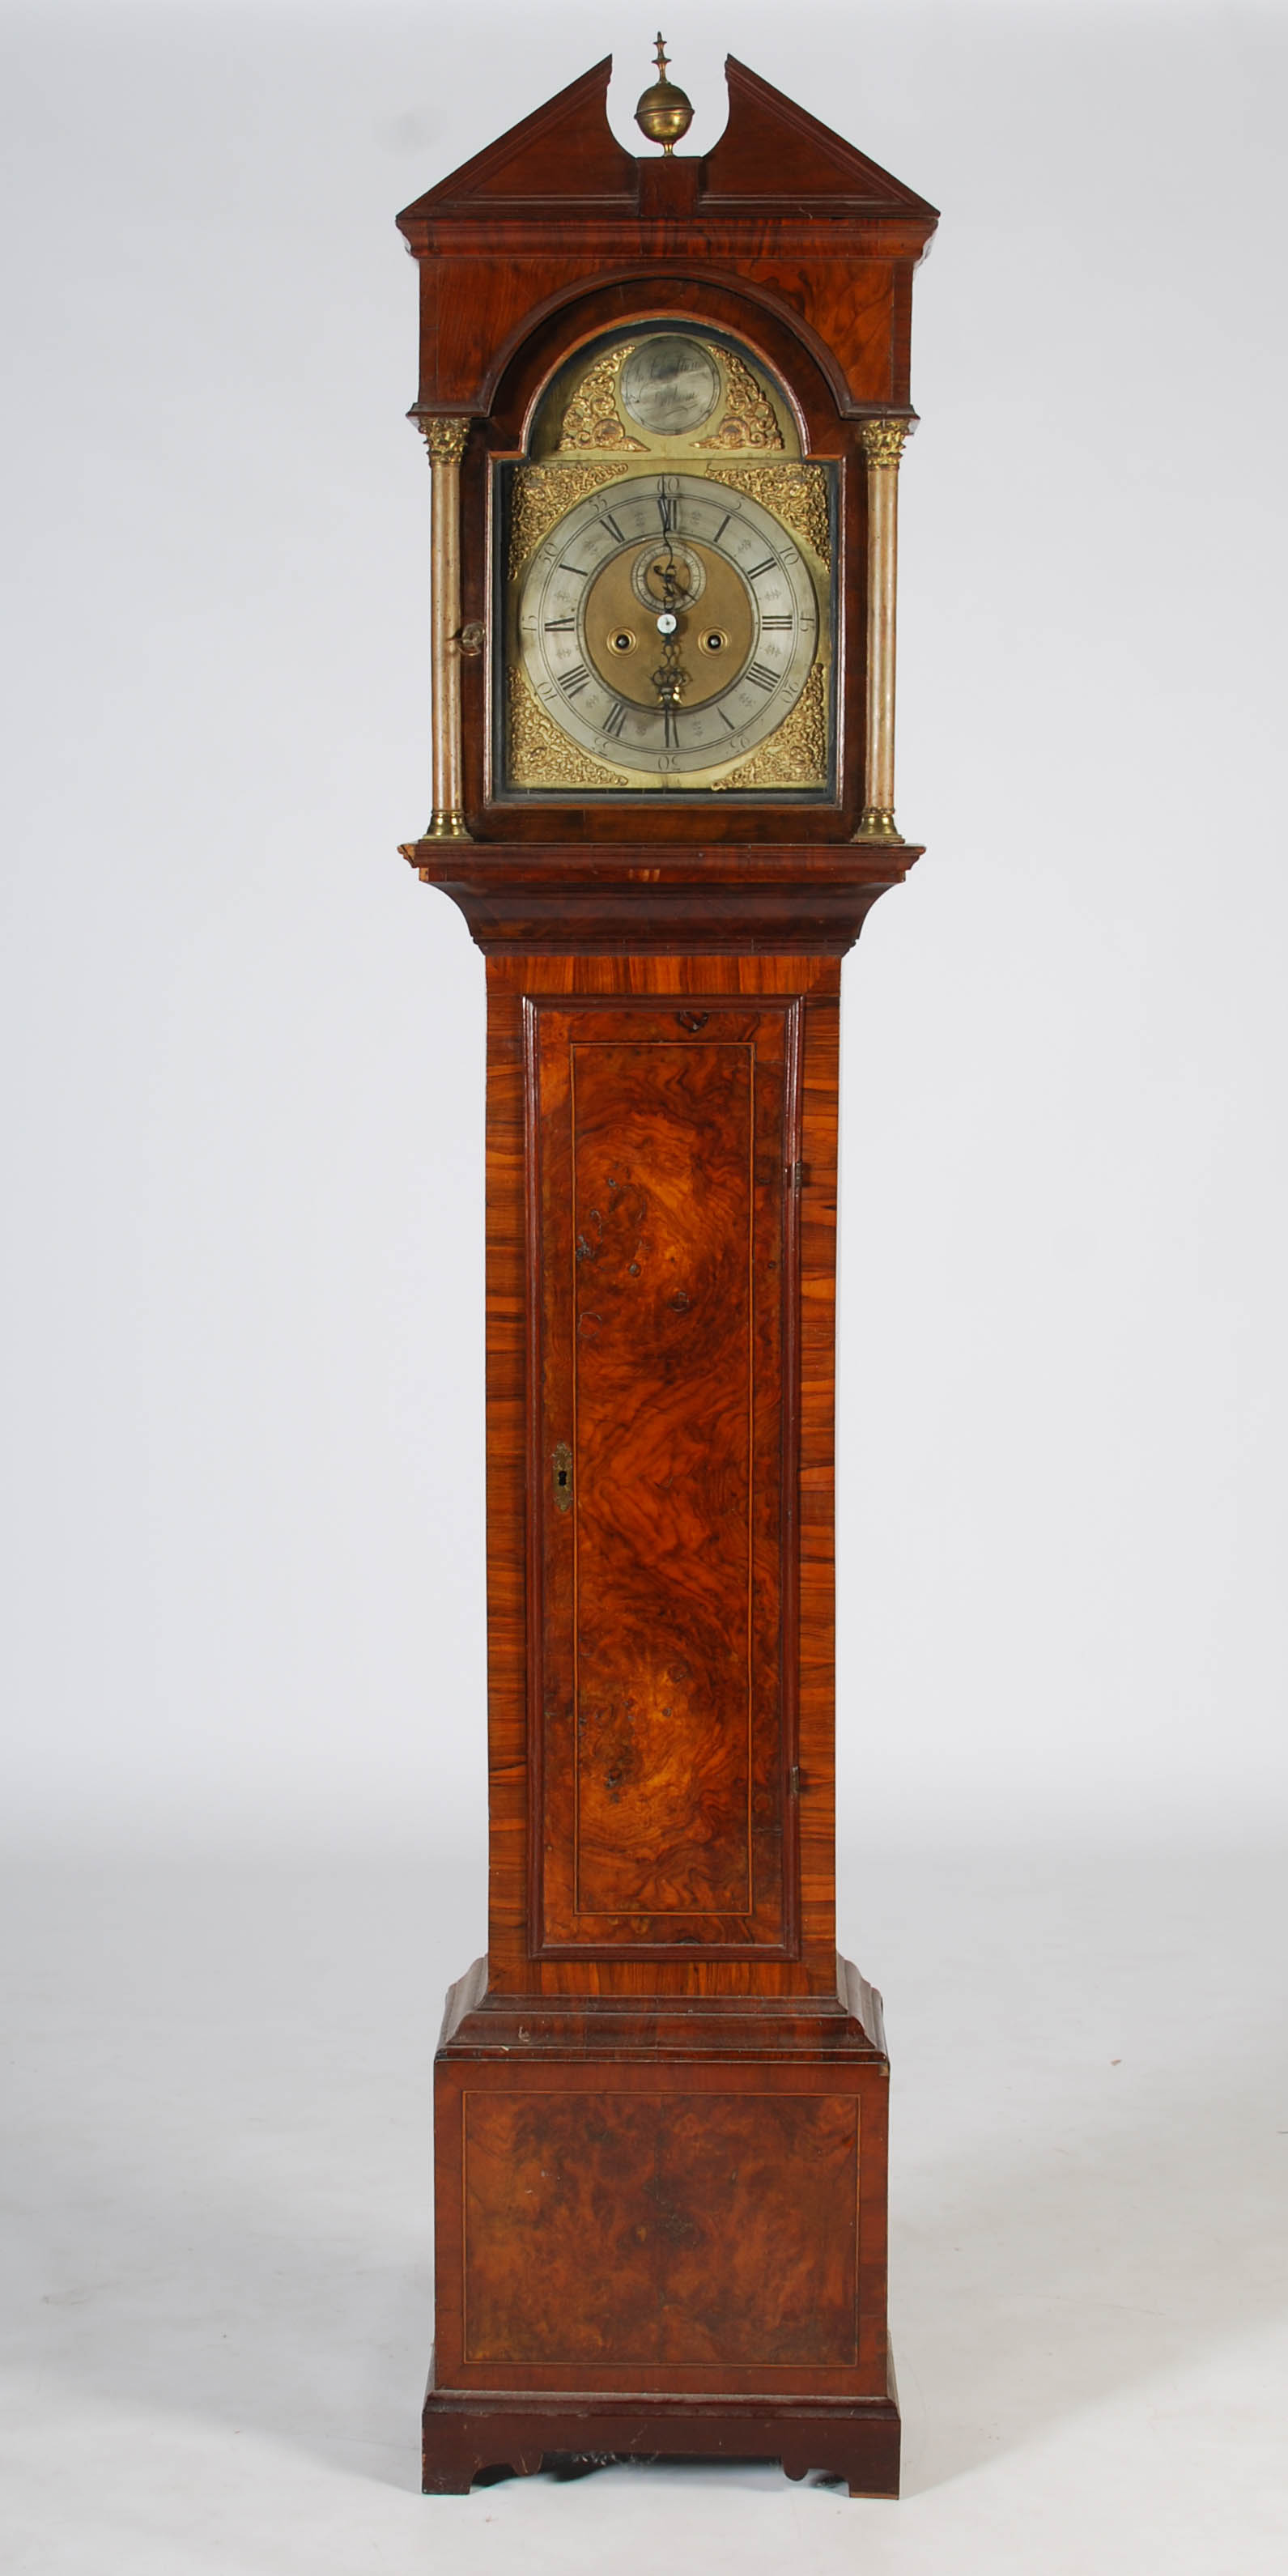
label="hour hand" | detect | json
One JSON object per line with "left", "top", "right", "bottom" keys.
{"left": 651, "top": 648, "right": 686, "bottom": 711}
{"left": 651, "top": 611, "right": 687, "bottom": 716}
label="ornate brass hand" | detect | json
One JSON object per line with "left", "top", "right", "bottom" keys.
{"left": 649, "top": 537, "right": 688, "bottom": 743}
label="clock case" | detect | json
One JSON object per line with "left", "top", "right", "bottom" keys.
{"left": 397, "top": 57, "right": 937, "bottom": 2498}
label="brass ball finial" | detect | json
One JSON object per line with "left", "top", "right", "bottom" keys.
{"left": 634, "top": 32, "right": 694, "bottom": 155}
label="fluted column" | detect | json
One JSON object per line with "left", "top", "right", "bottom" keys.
{"left": 416, "top": 414, "right": 473, "bottom": 841}
{"left": 855, "top": 416, "right": 914, "bottom": 843}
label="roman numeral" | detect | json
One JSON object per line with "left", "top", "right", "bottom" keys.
{"left": 557, "top": 561, "right": 589, "bottom": 579}
{"left": 657, "top": 487, "right": 676, "bottom": 533}
{"left": 746, "top": 661, "right": 780, "bottom": 691}
{"left": 662, "top": 704, "right": 678, "bottom": 750}
{"left": 716, "top": 707, "right": 736, "bottom": 730}
{"left": 712, "top": 513, "right": 732, "bottom": 546}
{"left": 759, "top": 616, "right": 793, "bottom": 632}
{"left": 598, "top": 511, "right": 625, "bottom": 542}
{"left": 558, "top": 661, "right": 592, "bottom": 698}
{"left": 601, "top": 699, "right": 629, "bottom": 739}
{"left": 745, "top": 555, "right": 777, "bottom": 580}
{"left": 543, "top": 617, "right": 576, "bottom": 632}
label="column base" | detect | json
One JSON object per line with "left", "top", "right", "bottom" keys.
{"left": 421, "top": 810, "right": 473, "bottom": 842}
{"left": 422, "top": 2357, "right": 901, "bottom": 2498}
{"left": 853, "top": 807, "right": 905, "bottom": 844}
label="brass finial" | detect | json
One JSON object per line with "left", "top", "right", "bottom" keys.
{"left": 634, "top": 32, "right": 694, "bottom": 155}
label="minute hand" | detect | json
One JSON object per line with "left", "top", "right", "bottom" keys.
{"left": 649, "top": 549, "right": 688, "bottom": 731}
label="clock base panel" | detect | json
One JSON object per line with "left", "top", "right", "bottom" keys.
{"left": 422, "top": 2367, "right": 901, "bottom": 2498}
{"left": 425, "top": 1953, "right": 896, "bottom": 2493}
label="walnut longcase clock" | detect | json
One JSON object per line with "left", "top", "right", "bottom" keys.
{"left": 397, "top": 46, "right": 937, "bottom": 2498}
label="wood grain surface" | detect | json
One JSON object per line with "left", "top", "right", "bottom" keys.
{"left": 432, "top": 2047, "right": 890, "bottom": 2400}
{"left": 476, "top": 954, "right": 844, "bottom": 2000}
{"left": 422, "top": 2378, "right": 901, "bottom": 2498}
{"left": 460, "top": 2088, "right": 859, "bottom": 2369}
{"left": 397, "top": 57, "right": 937, "bottom": 417}
{"left": 406, "top": 836, "right": 920, "bottom": 950}
{"left": 532, "top": 1000, "right": 796, "bottom": 1953}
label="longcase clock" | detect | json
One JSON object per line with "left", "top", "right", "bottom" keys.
{"left": 396, "top": 45, "right": 937, "bottom": 2498}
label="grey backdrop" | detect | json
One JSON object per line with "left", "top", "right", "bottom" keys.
{"left": 3, "top": 0, "right": 1285, "bottom": 1856}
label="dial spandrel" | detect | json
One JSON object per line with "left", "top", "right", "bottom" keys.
{"left": 618, "top": 337, "right": 721, "bottom": 437}
{"left": 514, "top": 470, "right": 823, "bottom": 784}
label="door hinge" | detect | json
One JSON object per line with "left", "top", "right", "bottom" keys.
{"left": 788, "top": 1763, "right": 802, "bottom": 1798}
{"left": 790, "top": 1160, "right": 811, "bottom": 1191}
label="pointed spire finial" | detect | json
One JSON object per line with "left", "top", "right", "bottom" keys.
{"left": 634, "top": 32, "right": 694, "bottom": 155}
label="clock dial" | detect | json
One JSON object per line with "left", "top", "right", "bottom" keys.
{"left": 514, "top": 471, "right": 821, "bottom": 782}
{"left": 618, "top": 336, "right": 721, "bottom": 437}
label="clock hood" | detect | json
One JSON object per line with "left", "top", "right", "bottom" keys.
{"left": 397, "top": 54, "right": 937, "bottom": 420}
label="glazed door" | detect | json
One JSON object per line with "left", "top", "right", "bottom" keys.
{"left": 528, "top": 995, "right": 801, "bottom": 1957}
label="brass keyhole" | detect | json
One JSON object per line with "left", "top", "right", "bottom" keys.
{"left": 552, "top": 1442, "right": 572, "bottom": 1512}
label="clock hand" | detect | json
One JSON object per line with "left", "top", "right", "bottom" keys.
{"left": 650, "top": 537, "right": 688, "bottom": 719}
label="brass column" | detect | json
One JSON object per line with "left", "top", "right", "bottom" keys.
{"left": 856, "top": 415, "right": 914, "bottom": 842}
{"left": 416, "top": 413, "right": 473, "bottom": 840}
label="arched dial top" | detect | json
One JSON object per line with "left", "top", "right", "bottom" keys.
{"left": 514, "top": 472, "right": 821, "bottom": 784}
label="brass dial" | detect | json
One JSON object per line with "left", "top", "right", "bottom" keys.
{"left": 513, "top": 470, "right": 822, "bottom": 784}
{"left": 582, "top": 535, "right": 755, "bottom": 709}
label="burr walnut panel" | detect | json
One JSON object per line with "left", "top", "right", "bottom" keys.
{"left": 461, "top": 2087, "right": 859, "bottom": 2373}
{"left": 530, "top": 999, "right": 800, "bottom": 1954}
{"left": 481, "top": 954, "right": 845, "bottom": 2006}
